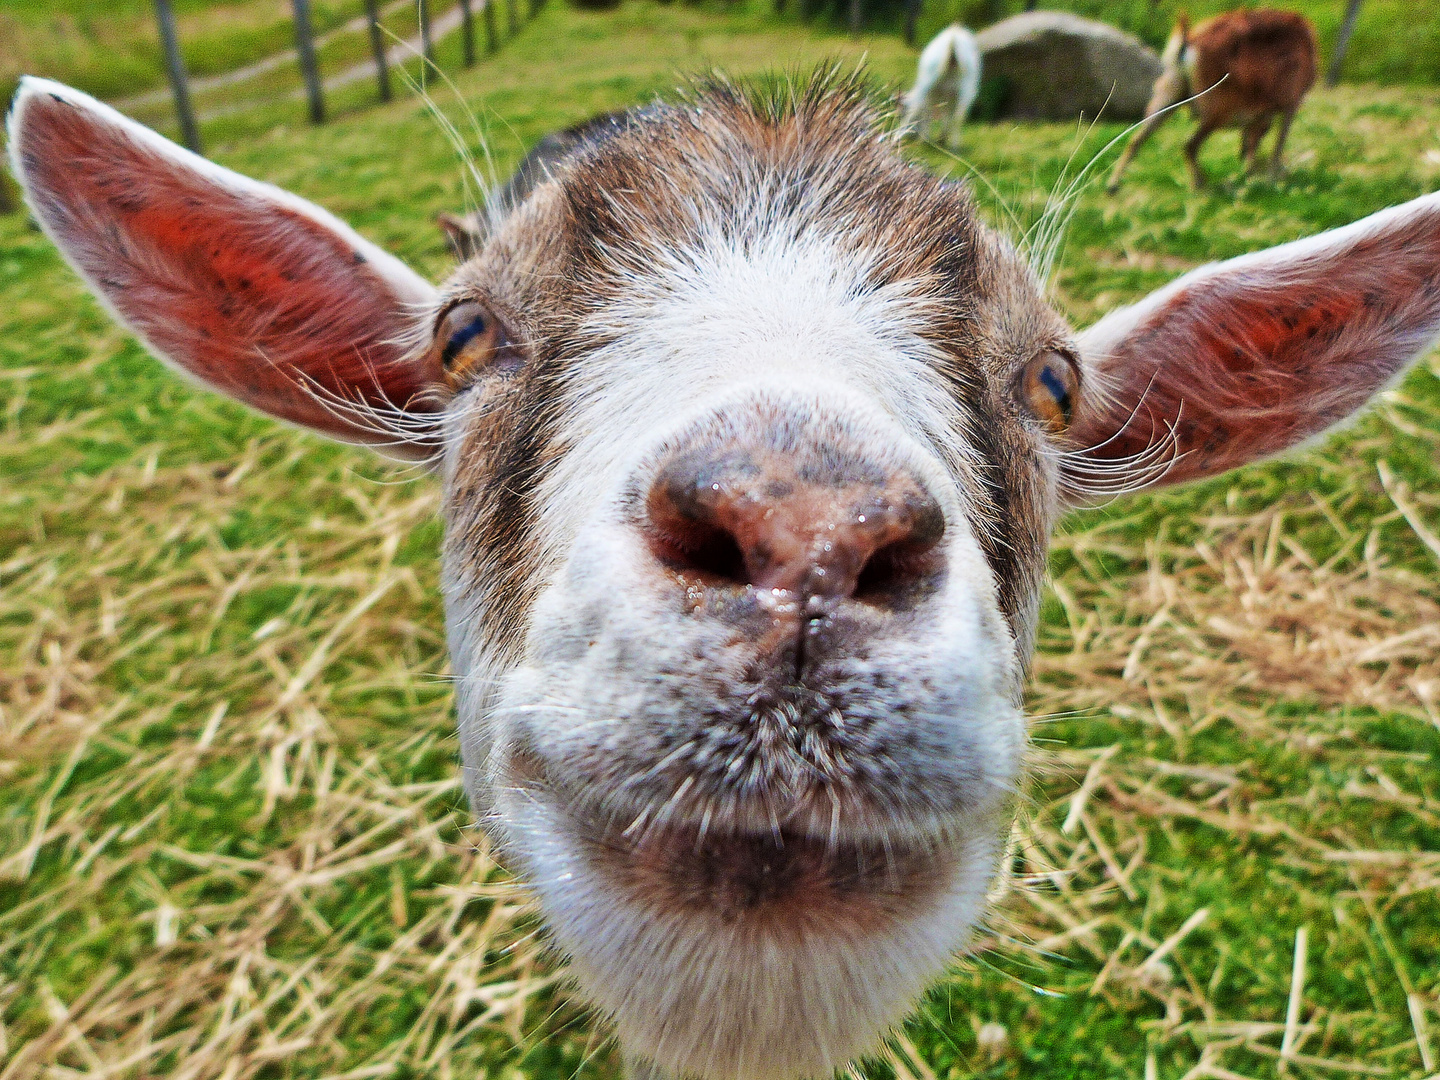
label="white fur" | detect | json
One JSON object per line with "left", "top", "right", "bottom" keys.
{"left": 540, "top": 227, "right": 966, "bottom": 560}
{"left": 1159, "top": 25, "right": 1191, "bottom": 77}
{"left": 504, "top": 784, "right": 1003, "bottom": 1080}
{"left": 899, "top": 25, "right": 982, "bottom": 147}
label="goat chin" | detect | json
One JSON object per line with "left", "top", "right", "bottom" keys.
{"left": 499, "top": 781, "right": 1006, "bottom": 1080}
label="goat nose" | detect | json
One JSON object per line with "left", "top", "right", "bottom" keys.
{"left": 646, "top": 451, "right": 945, "bottom": 603}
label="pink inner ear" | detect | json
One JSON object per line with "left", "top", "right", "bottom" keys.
{"left": 1070, "top": 203, "right": 1440, "bottom": 488}
{"left": 16, "top": 89, "right": 444, "bottom": 448}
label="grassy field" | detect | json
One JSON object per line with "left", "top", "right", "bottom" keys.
{"left": 3, "top": 2, "right": 1440, "bottom": 1078}
{"left": 3, "top": 0, "right": 1440, "bottom": 128}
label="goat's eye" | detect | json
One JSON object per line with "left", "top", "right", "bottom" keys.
{"left": 434, "top": 300, "right": 506, "bottom": 383}
{"left": 1020, "top": 350, "right": 1079, "bottom": 434}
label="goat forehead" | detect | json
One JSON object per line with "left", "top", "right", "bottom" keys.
{"left": 478, "top": 92, "right": 1008, "bottom": 507}
{"left": 569, "top": 225, "right": 962, "bottom": 429}
{"left": 543, "top": 90, "right": 986, "bottom": 304}
{"left": 454, "top": 81, "right": 1053, "bottom": 374}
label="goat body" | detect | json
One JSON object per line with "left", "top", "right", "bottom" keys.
{"left": 11, "top": 70, "right": 1440, "bottom": 1080}
{"left": 1108, "top": 8, "right": 1318, "bottom": 191}
{"left": 899, "top": 24, "right": 982, "bottom": 148}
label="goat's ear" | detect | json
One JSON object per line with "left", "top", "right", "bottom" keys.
{"left": 1064, "top": 191, "right": 1440, "bottom": 496}
{"left": 437, "top": 211, "right": 487, "bottom": 261}
{"left": 8, "top": 77, "right": 445, "bottom": 459}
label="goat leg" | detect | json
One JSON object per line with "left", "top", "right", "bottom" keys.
{"left": 1184, "top": 117, "right": 1221, "bottom": 190}
{"left": 1105, "top": 71, "right": 1187, "bottom": 193}
{"left": 896, "top": 93, "right": 925, "bottom": 140}
{"left": 945, "top": 101, "right": 967, "bottom": 150}
{"left": 1241, "top": 115, "right": 1273, "bottom": 174}
{"left": 1269, "top": 109, "right": 1298, "bottom": 179}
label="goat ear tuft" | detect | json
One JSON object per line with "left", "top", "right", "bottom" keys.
{"left": 1064, "top": 191, "right": 1440, "bottom": 497}
{"left": 438, "top": 211, "right": 488, "bottom": 262}
{"left": 8, "top": 77, "right": 445, "bottom": 459}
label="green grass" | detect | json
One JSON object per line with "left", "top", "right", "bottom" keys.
{"left": 2, "top": 3, "right": 1439, "bottom": 1078}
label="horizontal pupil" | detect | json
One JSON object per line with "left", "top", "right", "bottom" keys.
{"left": 1038, "top": 363, "right": 1071, "bottom": 419}
{"left": 441, "top": 315, "right": 488, "bottom": 367}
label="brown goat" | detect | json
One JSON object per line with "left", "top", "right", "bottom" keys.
{"left": 1107, "top": 9, "right": 1318, "bottom": 192}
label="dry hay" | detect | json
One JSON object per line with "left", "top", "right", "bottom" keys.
{"left": 4, "top": 416, "right": 1437, "bottom": 1079}
{"left": 4, "top": 385, "right": 1440, "bottom": 1079}
{"left": 0, "top": 440, "right": 579, "bottom": 1080}
{"left": 992, "top": 439, "right": 1440, "bottom": 1077}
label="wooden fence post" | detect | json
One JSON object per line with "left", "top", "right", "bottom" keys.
{"left": 154, "top": 0, "right": 202, "bottom": 152}
{"left": 903, "top": 0, "right": 921, "bottom": 46}
{"left": 363, "top": 0, "right": 392, "bottom": 101}
{"left": 849, "top": 0, "right": 862, "bottom": 35}
{"left": 508, "top": 0, "right": 519, "bottom": 38}
{"left": 484, "top": 0, "right": 499, "bottom": 53}
{"left": 419, "top": 0, "right": 435, "bottom": 64}
{"left": 460, "top": 0, "right": 476, "bottom": 66}
{"left": 1326, "top": 0, "right": 1364, "bottom": 86}
{"left": 291, "top": 0, "right": 325, "bottom": 124}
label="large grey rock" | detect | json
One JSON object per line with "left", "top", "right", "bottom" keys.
{"left": 975, "top": 12, "right": 1162, "bottom": 122}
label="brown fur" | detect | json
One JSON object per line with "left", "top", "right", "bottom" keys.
{"left": 1107, "top": 8, "right": 1318, "bottom": 191}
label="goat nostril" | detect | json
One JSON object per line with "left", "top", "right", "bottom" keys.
{"left": 650, "top": 520, "right": 748, "bottom": 584}
{"left": 852, "top": 493, "right": 946, "bottom": 602}
{"left": 853, "top": 540, "right": 931, "bottom": 601}
{"left": 854, "top": 543, "right": 898, "bottom": 600}
{"left": 647, "top": 453, "right": 755, "bottom": 585}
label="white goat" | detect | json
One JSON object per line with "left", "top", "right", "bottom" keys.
{"left": 11, "top": 72, "right": 1440, "bottom": 1080}
{"left": 899, "top": 24, "right": 982, "bottom": 147}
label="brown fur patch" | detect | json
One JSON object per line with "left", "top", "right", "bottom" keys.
{"left": 1187, "top": 8, "right": 1319, "bottom": 119}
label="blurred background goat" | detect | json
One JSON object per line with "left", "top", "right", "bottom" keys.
{"left": 898, "top": 24, "right": 981, "bottom": 148}
{"left": 1107, "top": 8, "right": 1318, "bottom": 191}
